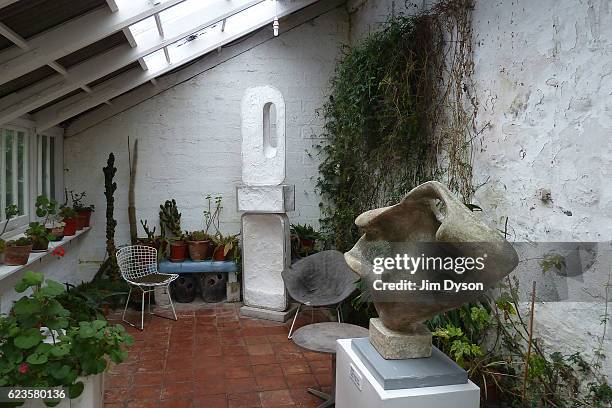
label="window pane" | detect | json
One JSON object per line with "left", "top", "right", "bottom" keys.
{"left": 5, "top": 129, "right": 13, "bottom": 207}
{"left": 49, "top": 137, "right": 55, "bottom": 199}
{"left": 17, "top": 131, "right": 25, "bottom": 215}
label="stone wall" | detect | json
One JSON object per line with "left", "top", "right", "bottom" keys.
{"left": 63, "top": 7, "right": 348, "bottom": 278}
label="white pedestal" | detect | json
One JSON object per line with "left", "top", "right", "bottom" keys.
{"left": 335, "top": 339, "right": 479, "bottom": 408}
{"left": 23, "top": 374, "right": 104, "bottom": 408}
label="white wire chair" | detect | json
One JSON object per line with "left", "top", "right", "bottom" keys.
{"left": 116, "top": 245, "right": 179, "bottom": 330}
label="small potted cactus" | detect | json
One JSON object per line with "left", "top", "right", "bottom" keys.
{"left": 160, "top": 200, "right": 187, "bottom": 262}
{"left": 187, "top": 230, "right": 211, "bottom": 261}
{"left": 211, "top": 234, "right": 239, "bottom": 261}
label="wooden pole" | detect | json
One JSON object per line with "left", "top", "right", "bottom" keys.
{"left": 521, "top": 281, "right": 537, "bottom": 401}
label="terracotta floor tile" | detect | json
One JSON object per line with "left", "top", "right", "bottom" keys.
{"left": 288, "top": 389, "right": 322, "bottom": 408}
{"left": 307, "top": 360, "right": 331, "bottom": 374}
{"left": 223, "top": 345, "right": 249, "bottom": 356}
{"left": 227, "top": 377, "right": 259, "bottom": 393}
{"left": 267, "top": 334, "right": 289, "bottom": 344}
{"left": 195, "top": 377, "right": 227, "bottom": 395}
{"left": 104, "top": 388, "right": 129, "bottom": 403}
{"left": 106, "top": 374, "right": 131, "bottom": 389}
{"left": 223, "top": 354, "right": 252, "bottom": 366}
{"left": 281, "top": 363, "right": 310, "bottom": 376}
{"left": 247, "top": 344, "right": 274, "bottom": 356}
{"left": 132, "top": 372, "right": 164, "bottom": 387}
{"left": 130, "top": 385, "right": 161, "bottom": 401}
{"left": 259, "top": 390, "right": 294, "bottom": 407}
{"left": 193, "top": 394, "right": 228, "bottom": 408}
{"left": 161, "top": 381, "right": 194, "bottom": 400}
{"left": 249, "top": 354, "right": 278, "bottom": 365}
{"left": 252, "top": 363, "right": 283, "bottom": 378}
{"left": 244, "top": 335, "right": 269, "bottom": 345}
{"left": 163, "top": 368, "right": 194, "bottom": 384}
{"left": 225, "top": 365, "right": 254, "bottom": 379}
{"left": 159, "top": 398, "right": 193, "bottom": 408}
{"left": 137, "top": 360, "right": 165, "bottom": 373}
{"left": 284, "top": 374, "right": 318, "bottom": 389}
{"left": 126, "top": 400, "right": 160, "bottom": 408}
{"left": 228, "top": 392, "right": 261, "bottom": 408}
{"left": 301, "top": 352, "right": 328, "bottom": 362}
{"left": 314, "top": 372, "right": 333, "bottom": 387}
{"left": 256, "top": 376, "right": 287, "bottom": 392}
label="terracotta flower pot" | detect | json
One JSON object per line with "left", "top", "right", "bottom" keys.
{"left": 188, "top": 240, "right": 210, "bottom": 261}
{"left": 212, "top": 245, "right": 227, "bottom": 261}
{"left": 169, "top": 241, "right": 187, "bottom": 262}
{"left": 31, "top": 236, "right": 49, "bottom": 251}
{"left": 49, "top": 226, "right": 64, "bottom": 241}
{"left": 75, "top": 215, "right": 87, "bottom": 230}
{"left": 5, "top": 244, "right": 33, "bottom": 265}
{"left": 63, "top": 218, "right": 77, "bottom": 236}
{"left": 77, "top": 209, "right": 93, "bottom": 227}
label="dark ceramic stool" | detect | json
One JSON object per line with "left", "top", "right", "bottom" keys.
{"left": 292, "top": 322, "right": 368, "bottom": 408}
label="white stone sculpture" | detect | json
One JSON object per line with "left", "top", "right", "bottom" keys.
{"left": 238, "top": 85, "right": 295, "bottom": 321}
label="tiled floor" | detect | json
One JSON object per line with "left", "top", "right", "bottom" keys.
{"left": 104, "top": 302, "right": 334, "bottom": 408}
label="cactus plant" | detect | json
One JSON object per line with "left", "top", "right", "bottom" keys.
{"left": 159, "top": 199, "right": 182, "bottom": 238}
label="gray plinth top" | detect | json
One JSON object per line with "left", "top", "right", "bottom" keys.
{"left": 292, "top": 322, "right": 368, "bottom": 354}
{"left": 351, "top": 337, "right": 468, "bottom": 390}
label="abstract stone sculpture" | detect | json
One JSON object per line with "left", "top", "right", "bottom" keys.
{"left": 344, "top": 181, "right": 518, "bottom": 359}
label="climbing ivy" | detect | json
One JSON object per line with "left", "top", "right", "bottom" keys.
{"left": 315, "top": 0, "right": 478, "bottom": 251}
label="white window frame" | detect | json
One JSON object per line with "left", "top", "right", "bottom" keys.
{"left": 0, "top": 118, "right": 64, "bottom": 238}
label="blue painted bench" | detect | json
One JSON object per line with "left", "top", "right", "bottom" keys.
{"left": 159, "top": 260, "right": 239, "bottom": 303}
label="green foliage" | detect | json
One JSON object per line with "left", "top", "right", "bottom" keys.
{"left": 159, "top": 199, "right": 182, "bottom": 238}
{"left": 188, "top": 230, "right": 210, "bottom": 242}
{"left": 0, "top": 272, "right": 132, "bottom": 403}
{"left": 7, "top": 237, "right": 32, "bottom": 247}
{"left": 539, "top": 252, "right": 566, "bottom": 274}
{"left": 35, "top": 195, "right": 58, "bottom": 224}
{"left": 70, "top": 191, "right": 95, "bottom": 212}
{"left": 203, "top": 194, "right": 223, "bottom": 236}
{"left": 290, "top": 224, "right": 324, "bottom": 258}
{"left": 59, "top": 206, "right": 77, "bottom": 221}
{"left": 211, "top": 233, "right": 240, "bottom": 259}
{"left": 315, "top": 15, "right": 436, "bottom": 251}
{"left": 1, "top": 204, "right": 20, "bottom": 237}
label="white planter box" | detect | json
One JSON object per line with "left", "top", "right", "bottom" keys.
{"left": 23, "top": 373, "right": 104, "bottom": 408}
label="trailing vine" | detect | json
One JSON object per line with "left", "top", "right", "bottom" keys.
{"left": 315, "top": 0, "right": 478, "bottom": 251}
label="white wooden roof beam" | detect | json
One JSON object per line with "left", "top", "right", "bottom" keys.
{"left": 33, "top": 0, "right": 321, "bottom": 131}
{"left": 106, "top": 0, "right": 119, "bottom": 13}
{"left": 0, "top": 0, "right": 190, "bottom": 86}
{"left": 0, "top": 1, "right": 21, "bottom": 9}
{"left": 0, "top": 0, "right": 264, "bottom": 126}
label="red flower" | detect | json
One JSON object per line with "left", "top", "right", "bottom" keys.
{"left": 18, "top": 363, "right": 28, "bottom": 374}
{"left": 52, "top": 246, "right": 66, "bottom": 258}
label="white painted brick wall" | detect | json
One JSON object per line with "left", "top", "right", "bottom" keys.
{"left": 63, "top": 7, "right": 349, "bottom": 278}
{"left": 350, "top": 0, "right": 611, "bottom": 378}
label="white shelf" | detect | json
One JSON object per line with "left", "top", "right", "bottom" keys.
{"left": 0, "top": 227, "right": 91, "bottom": 282}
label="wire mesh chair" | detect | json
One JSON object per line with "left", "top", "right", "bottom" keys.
{"left": 117, "top": 245, "right": 179, "bottom": 330}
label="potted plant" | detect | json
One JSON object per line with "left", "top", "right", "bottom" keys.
{"left": 4, "top": 237, "right": 33, "bottom": 265}
{"left": 60, "top": 206, "right": 78, "bottom": 236}
{"left": 136, "top": 219, "right": 161, "bottom": 250}
{"left": 211, "top": 234, "right": 239, "bottom": 261}
{"left": 168, "top": 236, "right": 187, "bottom": 262}
{"left": 290, "top": 223, "right": 324, "bottom": 257}
{"left": 0, "top": 204, "right": 20, "bottom": 263}
{"left": 71, "top": 191, "right": 95, "bottom": 228}
{"left": 187, "top": 230, "right": 211, "bottom": 261}
{"left": 35, "top": 195, "right": 64, "bottom": 242}
{"left": 159, "top": 200, "right": 186, "bottom": 262}
{"left": 25, "top": 222, "right": 53, "bottom": 251}
{"left": 0, "top": 271, "right": 133, "bottom": 408}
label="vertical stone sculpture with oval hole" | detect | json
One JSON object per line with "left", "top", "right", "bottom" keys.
{"left": 238, "top": 86, "right": 295, "bottom": 321}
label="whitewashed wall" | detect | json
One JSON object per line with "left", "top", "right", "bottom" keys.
{"left": 63, "top": 7, "right": 348, "bottom": 277}
{"left": 350, "top": 0, "right": 611, "bottom": 378}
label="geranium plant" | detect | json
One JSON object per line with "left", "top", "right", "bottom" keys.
{"left": 0, "top": 271, "right": 133, "bottom": 406}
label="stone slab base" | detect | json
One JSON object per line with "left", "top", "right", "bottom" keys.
{"left": 351, "top": 338, "right": 467, "bottom": 390}
{"left": 336, "top": 339, "right": 479, "bottom": 408}
{"left": 240, "top": 304, "right": 298, "bottom": 323}
{"left": 369, "top": 318, "right": 432, "bottom": 359}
